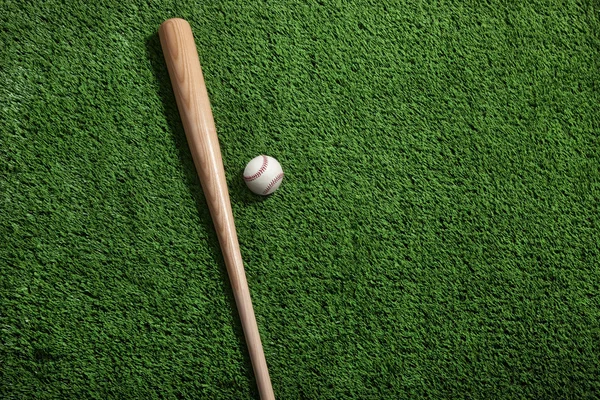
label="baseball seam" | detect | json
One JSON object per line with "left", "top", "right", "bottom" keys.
{"left": 263, "top": 172, "right": 284, "bottom": 195}
{"left": 243, "top": 155, "right": 269, "bottom": 182}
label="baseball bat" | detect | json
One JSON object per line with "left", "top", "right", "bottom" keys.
{"left": 158, "top": 18, "right": 275, "bottom": 400}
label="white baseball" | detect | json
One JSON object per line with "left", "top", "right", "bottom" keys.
{"left": 243, "top": 155, "right": 284, "bottom": 195}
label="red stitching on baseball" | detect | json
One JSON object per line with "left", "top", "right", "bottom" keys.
{"left": 263, "top": 172, "right": 284, "bottom": 195}
{"left": 243, "top": 155, "right": 268, "bottom": 182}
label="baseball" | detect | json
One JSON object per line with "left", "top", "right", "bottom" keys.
{"left": 243, "top": 155, "right": 284, "bottom": 195}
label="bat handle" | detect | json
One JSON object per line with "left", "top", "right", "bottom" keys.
{"left": 158, "top": 18, "right": 275, "bottom": 400}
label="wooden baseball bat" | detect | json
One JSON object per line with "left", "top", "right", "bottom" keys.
{"left": 158, "top": 18, "right": 275, "bottom": 400}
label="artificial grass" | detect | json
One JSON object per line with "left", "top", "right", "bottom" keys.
{"left": 1, "top": 0, "right": 599, "bottom": 398}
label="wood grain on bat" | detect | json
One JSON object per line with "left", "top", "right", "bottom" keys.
{"left": 159, "top": 18, "right": 275, "bottom": 400}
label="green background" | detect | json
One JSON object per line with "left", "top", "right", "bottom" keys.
{"left": 2, "top": 0, "right": 599, "bottom": 398}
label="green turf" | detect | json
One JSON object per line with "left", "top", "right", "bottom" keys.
{"left": 2, "top": 0, "right": 599, "bottom": 398}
